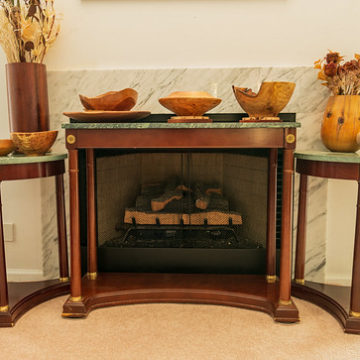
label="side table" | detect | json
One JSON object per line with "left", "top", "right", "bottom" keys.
{"left": 0, "top": 153, "right": 70, "bottom": 327}
{"left": 292, "top": 150, "right": 360, "bottom": 334}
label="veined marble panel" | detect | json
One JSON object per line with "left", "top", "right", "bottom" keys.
{"left": 292, "top": 111, "right": 328, "bottom": 282}
{"left": 41, "top": 66, "right": 329, "bottom": 280}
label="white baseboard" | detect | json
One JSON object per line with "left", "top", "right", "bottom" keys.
{"left": 324, "top": 276, "right": 351, "bottom": 287}
{"left": 6, "top": 268, "right": 45, "bottom": 282}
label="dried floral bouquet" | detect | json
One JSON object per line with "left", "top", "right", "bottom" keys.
{"left": 0, "top": 0, "right": 60, "bottom": 63}
{"left": 315, "top": 51, "right": 360, "bottom": 96}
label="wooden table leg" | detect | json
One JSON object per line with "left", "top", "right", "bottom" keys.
{"left": 294, "top": 174, "right": 307, "bottom": 285}
{"left": 86, "top": 149, "right": 97, "bottom": 280}
{"left": 266, "top": 149, "right": 278, "bottom": 283}
{"left": 56, "top": 174, "right": 69, "bottom": 281}
{"left": 279, "top": 149, "right": 294, "bottom": 305}
{"left": 69, "top": 150, "right": 82, "bottom": 302}
{"left": 0, "top": 182, "right": 9, "bottom": 312}
{"left": 350, "top": 180, "right": 360, "bottom": 318}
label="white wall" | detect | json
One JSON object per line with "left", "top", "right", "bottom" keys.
{"left": 45, "top": 0, "right": 360, "bottom": 70}
{"left": 1, "top": 0, "right": 359, "bottom": 281}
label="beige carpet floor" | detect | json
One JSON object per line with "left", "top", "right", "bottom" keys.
{"left": 0, "top": 296, "right": 360, "bottom": 360}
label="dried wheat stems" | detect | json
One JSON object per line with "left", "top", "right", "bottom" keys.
{"left": 0, "top": 0, "right": 60, "bottom": 63}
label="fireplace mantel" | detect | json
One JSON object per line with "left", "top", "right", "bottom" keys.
{"left": 62, "top": 114, "right": 300, "bottom": 322}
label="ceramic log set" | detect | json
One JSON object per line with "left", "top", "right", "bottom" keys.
{"left": 321, "top": 95, "right": 360, "bottom": 152}
{"left": 232, "top": 82, "right": 296, "bottom": 121}
{"left": 158, "top": 91, "right": 222, "bottom": 122}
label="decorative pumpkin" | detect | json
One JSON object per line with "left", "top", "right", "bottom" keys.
{"left": 321, "top": 95, "right": 360, "bottom": 152}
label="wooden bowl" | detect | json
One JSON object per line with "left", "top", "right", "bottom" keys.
{"left": 232, "top": 82, "right": 296, "bottom": 119}
{"left": 11, "top": 131, "right": 58, "bottom": 156}
{"left": 158, "top": 91, "right": 222, "bottom": 116}
{"left": 79, "top": 88, "right": 138, "bottom": 111}
{"left": 0, "top": 139, "right": 15, "bottom": 156}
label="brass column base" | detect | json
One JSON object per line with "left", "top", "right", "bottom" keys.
{"left": 0, "top": 305, "right": 9, "bottom": 312}
{"left": 87, "top": 272, "right": 97, "bottom": 280}
{"left": 266, "top": 275, "right": 277, "bottom": 283}
{"left": 69, "top": 296, "right": 83, "bottom": 303}
{"left": 279, "top": 299, "right": 292, "bottom": 306}
{"left": 350, "top": 310, "right": 360, "bottom": 318}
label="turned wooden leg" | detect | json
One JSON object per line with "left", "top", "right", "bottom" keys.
{"left": 350, "top": 180, "right": 360, "bottom": 317}
{"left": 0, "top": 182, "right": 9, "bottom": 312}
{"left": 86, "top": 149, "right": 97, "bottom": 280}
{"left": 294, "top": 174, "right": 308, "bottom": 285}
{"left": 56, "top": 174, "right": 69, "bottom": 282}
{"left": 69, "top": 150, "right": 82, "bottom": 301}
{"left": 279, "top": 149, "right": 294, "bottom": 305}
{"left": 266, "top": 149, "right": 278, "bottom": 283}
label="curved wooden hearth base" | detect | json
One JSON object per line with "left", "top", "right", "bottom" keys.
{"left": 0, "top": 280, "right": 70, "bottom": 327}
{"left": 292, "top": 281, "right": 360, "bottom": 334}
{"left": 62, "top": 273, "right": 299, "bottom": 323}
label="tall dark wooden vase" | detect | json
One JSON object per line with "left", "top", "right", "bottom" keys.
{"left": 6, "top": 63, "right": 49, "bottom": 133}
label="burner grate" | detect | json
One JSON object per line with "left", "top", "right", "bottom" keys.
{"left": 102, "top": 225, "right": 262, "bottom": 249}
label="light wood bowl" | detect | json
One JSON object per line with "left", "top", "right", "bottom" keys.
{"left": 232, "top": 82, "right": 295, "bottom": 119}
{"left": 11, "top": 131, "right": 58, "bottom": 156}
{"left": 0, "top": 139, "right": 15, "bottom": 156}
{"left": 159, "top": 91, "right": 222, "bottom": 116}
{"left": 79, "top": 88, "right": 138, "bottom": 111}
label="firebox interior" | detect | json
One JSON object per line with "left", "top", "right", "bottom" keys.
{"left": 78, "top": 148, "right": 282, "bottom": 274}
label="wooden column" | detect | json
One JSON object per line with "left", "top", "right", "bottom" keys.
{"left": 294, "top": 174, "right": 307, "bottom": 285}
{"left": 86, "top": 149, "right": 97, "bottom": 279}
{"left": 266, "top": 149, "right": 278, "bottom": 283}
{"left": 0, "top": 182, "right": 9, "bottom": 312}
{"left": 350, "top": 180, "right": 360, "bottom": 317}
{"left": 55, "top": 174, "right": 69, "bottom": 281}
{"left": 279, "top": 149, "right": 294, "bottom": 304}
{"left": 69, "top": 150, "right": 82, "bottom": 301}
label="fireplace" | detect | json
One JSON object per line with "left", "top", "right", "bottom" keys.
{"left": 79, "top": 148, "right": 282, "bottom": 274}
{"left": 63, "top": 113, "right": 299, "bottom": 321}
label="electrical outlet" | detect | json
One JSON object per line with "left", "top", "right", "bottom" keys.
{"left": 4, "top": 223, "right": 14, "bottom": 242}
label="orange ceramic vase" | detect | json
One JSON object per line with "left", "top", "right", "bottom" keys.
{"left": 321, "top": 95, "right": 360, "bottom": 152}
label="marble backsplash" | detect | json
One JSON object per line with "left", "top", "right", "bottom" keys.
{"left": 42, "top": 66, "right": 328, "bottom": 282}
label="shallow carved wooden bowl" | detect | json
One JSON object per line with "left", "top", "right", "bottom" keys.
{"left": 11, "top": 131, "right": 58, "bottom": 156}
{"left": 79, "top": 88, "right": 138, "bottom": 111}
{"left": 158, "top": 91, "right": 222, "bottom": 116}
{"left": 0, "top": 139, "right": 15, "bottom": 156}
{"left": 232, "top": 82, "right": 296, "bottom": 119}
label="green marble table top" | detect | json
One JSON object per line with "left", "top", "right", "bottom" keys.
{"left": 0, "top": 153, "right": 67, "bottom": 165}
{"left": 62, "top": 122, "right": 301, "bottom": 130}
{"left": 295, "top": 150, "right": 360, "bottom": 163}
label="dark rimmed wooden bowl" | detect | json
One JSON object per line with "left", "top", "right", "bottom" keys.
{"left": 79, "top": 88, "right": 138, "bottom": 111}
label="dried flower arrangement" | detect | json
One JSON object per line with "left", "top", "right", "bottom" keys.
{"left": 314, "top": 51, "right": 360, "bottom": 95}
{"left": 0, "top": 0, "right": 60, "bottom": 63}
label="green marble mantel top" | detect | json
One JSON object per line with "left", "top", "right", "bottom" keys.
{"left": 62, "top": 122, "right": 301, "bottom": 129}
{"left": 295, "top": 150, "right": 360, "bottom": 163}
{"left": 0, "top": 153, "right": 67, "bottom": 165}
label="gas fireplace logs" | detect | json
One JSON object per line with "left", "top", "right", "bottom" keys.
{"left": 124, "top": 180, "right": 242, "bottom": 226}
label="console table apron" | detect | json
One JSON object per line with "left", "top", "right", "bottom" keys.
{"left": 292, "top": 150, "right": 360, "bottom": 334}
{"left": 62, "top": 122, "right": 300, "bottom": 322}
{"left": 0, "top": 153, "right": 69, "bottom": 327}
